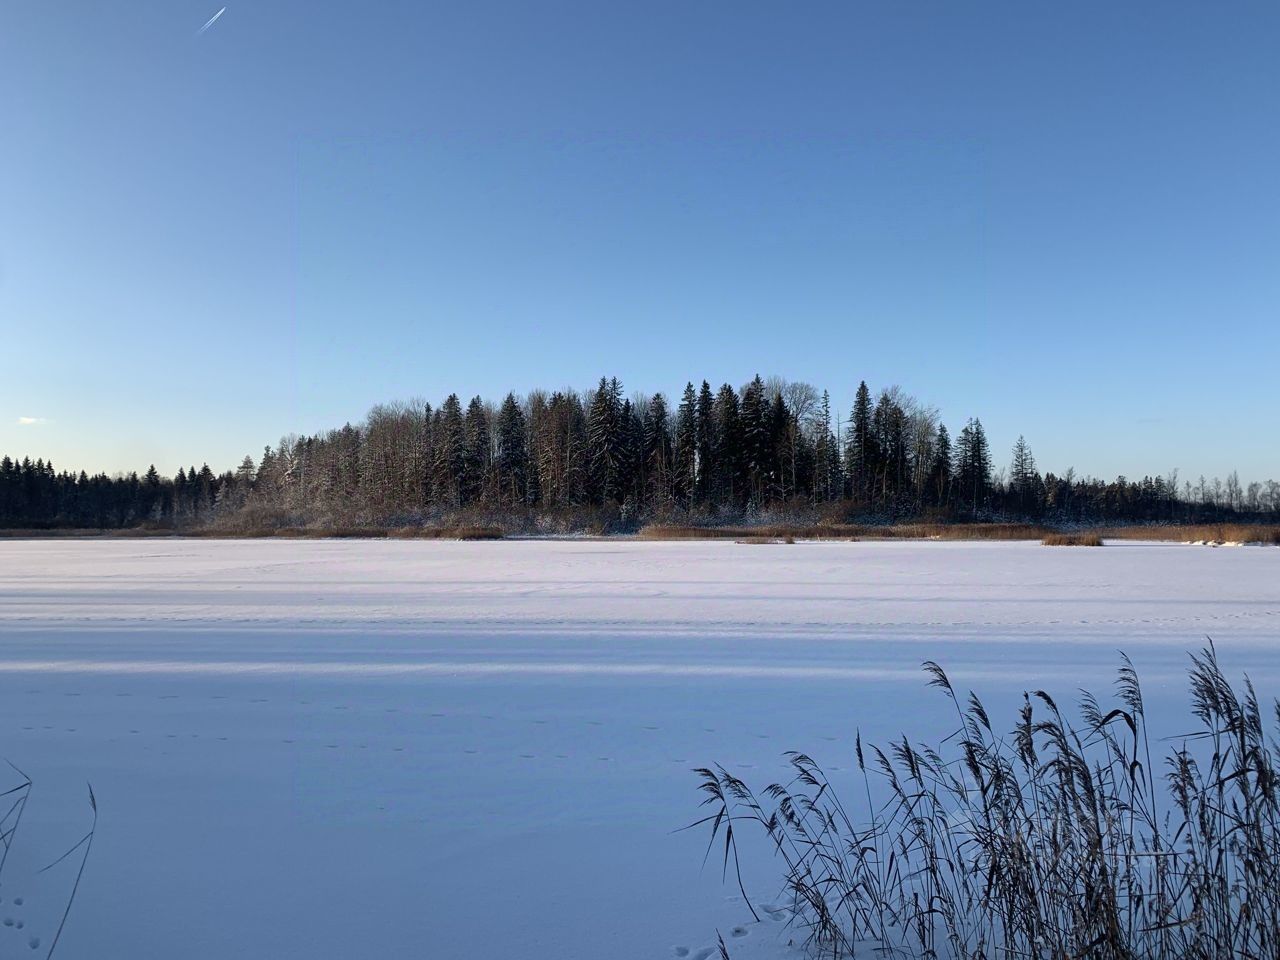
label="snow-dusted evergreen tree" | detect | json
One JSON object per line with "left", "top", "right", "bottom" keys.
{"left": 1009, "top": 435, "right": 1041, "bottom": 515}
{"left": 694, "top": 381, "right": 715, "bottom": 505}
{"left": 618, "top": 398, "right": 642, "bottom": 506}
{"left": 812, "top": 390, "right": 842, "bottom": 503}
{"left": 433, "top": 394, "right": 466, "bottom": 507}
{"left": 587, "top": 377, "right": 624, "bottom": 504}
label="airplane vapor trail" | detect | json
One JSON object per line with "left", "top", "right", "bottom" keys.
{"left": 198, "top": 7, "right": 226, "bottom": 35}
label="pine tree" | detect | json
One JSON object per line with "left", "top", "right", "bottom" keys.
{"left": 495, "top": 393, "right": 528, "bottom": 508}
{"left": 767, "top": 391, "right": 789, "bottom": 501}
{"left": 713, "top": 384, "right": 743, "bottom": 507}
{"left": 463, "top": 397, "right": 491, "bottom": 505}
{"left": 812, "top": 390, "right": 841, "bottom": 503}
{"left": 587, "top": 377, "right": 623, "bottom": 504}
{"left": 644, "top": 393, "right": 672, "bottom": 507}
{"left": 674, "top": 383, "right": 698, "bottom": 508}
{"left": 740, "top": 376, "right": 770, "bottom": 506}
{"left": 955, "top": 418, "right": 992, "bottom": 514}
{"left": 1009, "top": 435, "right": 1039, "bottom": 515}
{"left": 872, "top": 390, "right": 909, "bottom": 507}
{"left": 846, "top": 381, "right": 876, "bottom": 503}
{"left": 928, "top": 424, "right": 952, "bottom": 507}
{"left": 618, "top": 398, "right": 642, "bottom": 506}
{"left": 433, "top": 394, "right": 466, "bottom": 507}
{"left": 694, "top": 381, "right": 715, "bottom": 504}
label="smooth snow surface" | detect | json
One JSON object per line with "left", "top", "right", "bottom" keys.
{"left": 1, "top": 539, "right": 1278, "bottom": 959}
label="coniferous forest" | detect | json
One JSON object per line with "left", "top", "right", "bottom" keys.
{"left": 3, "top": 377, "right": 1277, "bottom": 531}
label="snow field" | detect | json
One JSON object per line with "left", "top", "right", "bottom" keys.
{"left": 0, "top": 538, "right": 1277, "bottom": 958}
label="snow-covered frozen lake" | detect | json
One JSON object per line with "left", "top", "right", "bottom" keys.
{"left": 1, "top": 539, "right": 1278, "bottom": 958}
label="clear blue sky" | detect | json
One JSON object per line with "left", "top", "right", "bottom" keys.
{"left": 2, "top": 1, "right": 1277, "bottom": 483}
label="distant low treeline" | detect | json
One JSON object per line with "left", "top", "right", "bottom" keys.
{"left": 3, "top": 376, "right": 1277, "bottom": 531}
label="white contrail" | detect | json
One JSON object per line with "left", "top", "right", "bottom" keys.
{"left": 198, "top": 6, "right": 226, "bottom": 35}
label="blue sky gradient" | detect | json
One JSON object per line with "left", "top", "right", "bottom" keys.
{"left": 2, "top": 2, "right": 1277, "bottom": 481}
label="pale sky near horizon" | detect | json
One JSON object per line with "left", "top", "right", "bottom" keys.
{"left": 2, "top": 2, "right": 1277, "bottom": 483}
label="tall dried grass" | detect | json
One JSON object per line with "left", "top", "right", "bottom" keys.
{"left": 1101, "top": 524, "right": 1280, "bottom": 545}
{"left": 692, "top": 646, "right": 1280, "bottom": 959}
{"left": 1043, "top": 532, "right": 1104, "bottom": 546}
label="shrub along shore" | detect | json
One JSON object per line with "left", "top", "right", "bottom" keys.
{"left": 2, "top": 521, "right": 1278, "bottom": 544}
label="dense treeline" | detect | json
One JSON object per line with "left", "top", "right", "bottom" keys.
{"left": 3, "top": 376, "right": 1278, "bottom": 531}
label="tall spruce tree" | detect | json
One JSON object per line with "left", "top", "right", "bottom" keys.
{"left": 740, "top": 375, "right": 770, "bottom": 506}
{"left": 928, "top": 424, "right": 952, "bottom": 507}
{"left": 433, "top": 394, "right": 466, "bottom": 507}
{"left": 644, "top": 393, "right": 672, "bottom": 507}
{"left": 496, "top": 393, "right": 528, "bottom": 507}
{"left": 712, "top": 383, "right": 742, "bottom": 507}
{"left": 586, "top": 377, "right": 623, "bottom": 504}
{"left": 847, "top": 381, "right": 876, "bottom": 503}
{"left": 694, "top": 381, "right": 715, "bottom": 504}
{"left": 463, "top": 397, "right": 490, "bottom": 505}
{"left": 674, "top": 383, "right": 697, "bottom": 507}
